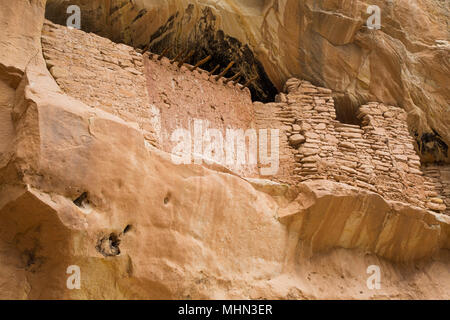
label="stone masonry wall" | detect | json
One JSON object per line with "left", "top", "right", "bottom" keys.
{"left": 41, "top": 20, "right": 160, "bottom": 147}
{"left": 143, "top": 53, "right": 255, "bottom": 158}
{"left": 422, "top": 165, "right": 450, "bottom": 214}
{"left": 264, "top": 78, "right": 449, "bottom": 215}
{"left": 41, "top": 20, "right": 258, "bottom": 176}
{"left": 254, "top": 101, "right": 299, "bottom": 183}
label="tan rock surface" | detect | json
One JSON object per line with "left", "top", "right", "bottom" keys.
{"left": 1, "top": 83, "right": 450, "bottom": 297}
{"left": 0, "top": 0, "right": 449, "bottom": 300}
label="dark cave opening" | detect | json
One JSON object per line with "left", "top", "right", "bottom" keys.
{"left": 143, "top": 6, "right": 279, "bottom": 103}
{"left": 413, "top": 128, "right": 449, "bottom": 162}
{"left": 147, "top": 38, "right": 279, "bottom": 103}
{"left": 44, "top": 2, "right": 279, "bottom": 103}
{"left": 333, "top": 94, "right": 363, "bottom": 126}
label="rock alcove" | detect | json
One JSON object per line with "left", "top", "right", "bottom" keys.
{"left": 45, "top": 2, "right": 278, "bottom": 102}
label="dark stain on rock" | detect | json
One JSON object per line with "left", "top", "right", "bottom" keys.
{"left": 148, "top": 13, "right": 179, "bottom": 45}
{"left": 123, "top": 224, "right": 132, "bottom": 234}
{"left": 110, "top": 0, "right": 133, "bottom": 15}
{"left": 22, "top": 247, "right": 44, "bottom": 273}
{"left": 164, "top": 192, "right": 171, "bottom": 205}
{"left": 132, "top": 8, "right": 148, "bottom": 23}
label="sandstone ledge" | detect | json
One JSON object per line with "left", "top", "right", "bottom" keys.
{"left": 0, "top": 0, "right": 449, "bottom": 300}
{"left": 278, "top": 180, "right": 450, "bottom": 262}
{"left": 1, "top": 69, "right": 449, "bottom": 297}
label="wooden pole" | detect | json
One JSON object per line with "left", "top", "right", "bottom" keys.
{"left": 208, "top": 64, "right": 220, "bottom": 76}
{"left": 214, "top": 61, "right": 235, "bottom": 81}
{"left": 189, "top": 55, "right": 212, "bottom": 72}
{"left": 240, "top": 76, "right": 258, "bottom": 90}
{"left": 223, "top": 71, "right": 242, "bottom": 84}
{"left": 233, "top": 76, "right": 242, "bottom": 85}
{"left": 157, "top": 46, "right": 171, "bottom": 61}
{"left": 170, "top": 49, "right": 187, "bottom": 64}
{"left": 142, "top": 43, "right": 151, "bottom": 53}
{"left": 177, "top": 50, "right": 195, "bottom": 68}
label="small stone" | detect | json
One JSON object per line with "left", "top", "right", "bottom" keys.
{"left": 376, "top": 165, "right": 390, "bottom": 172}
{"left": 426, "top": 191, "right": 439, "bottom": 197}
{"left": 289, "top": 134, "right": 306, "bottom": 146}
{"left": 299, "top": 147, "right": 319, "bottom": 156}
{"left": 341, "top": 166, "right": 358, "bottom": 175}
{"left": 383, "top": 111, "right": 396, "bottom": 118}
{"left": 305, "top": 132, "right": 320, "bottom": 140}
{"left": 335, "top": 127, "right": 364, "bottom": 134}
{"left": 124, "top": 67, "right": 140, "bottom": 75}
{"left": 430, "top": 198, "right": 444, "bottom": 204}
{"left": 339, "top": 142, "right": 355, "bottom": 149}
{"left": 341, "top": 132, "right": 362, "bottom": 139}
{"left": 394, "top": 155, "right": 408, "bottom": 162}
{"left": 301, "top": 123, "right": 312, "bottom": 131}
{"left": 409, "top": 168, "right": 423, "bottom": 175}
{"left": 315, "top": 106, "right": 329, "bottom": 113}
{"left": 299, "top": 87, "right": 318, "bottom": 94}
{"left": 375, "top": 150, "right": 391, "bottom": 157}
{"left": 301, "top": 155, "right": 320, "bottom": 163}
{"left": 318, "top": 87, "right": 332, "bottom": 94}
{"left": 50, "top": 66, "right": 68, "bottom": 79}
{"left": 314, "top": 123, "right": 327, "bottom": 130}
{"left": 426, "top": 202, "right": 446, "bottom": 212}
{"left": 302, "top": 163, "right": 317, "bottom": 169}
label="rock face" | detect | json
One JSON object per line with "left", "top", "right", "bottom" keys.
{"left": 0, "top": 0, "right": 449, "bottom": 300}
{"left": 45, "top": 0, "right": 450, "bottom": 163}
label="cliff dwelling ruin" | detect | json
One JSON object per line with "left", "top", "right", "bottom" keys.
{"left": 41, "top": 19, "right": 449, "bottom": 216}
{"left": 0, "top": 0, "right": 449, "bottom": 300}
{"left": 45, "top": 3, "right": 279, "bottom": 103}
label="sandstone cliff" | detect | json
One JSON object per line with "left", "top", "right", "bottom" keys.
{"left": 0, "top": 0, "right": 449, "bottom": 300}
{"left": 45, "top": 0, "right": 450, "bottom": 163}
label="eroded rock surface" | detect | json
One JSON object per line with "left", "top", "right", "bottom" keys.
{"left": 0, "top": 0, "right": 449, "bottom": 300}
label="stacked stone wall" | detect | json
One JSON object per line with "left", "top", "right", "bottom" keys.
{"left": 41, "top": 20, "right": 160, "bottom": 147}
{"left": 266, "top": 78, "right": 449, "bottom": 214}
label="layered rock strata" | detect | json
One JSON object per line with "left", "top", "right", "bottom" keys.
{"left": 0, "top": 0, "right": 449, "bottom": 300}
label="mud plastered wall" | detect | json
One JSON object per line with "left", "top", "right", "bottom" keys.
{"left": 143, "top": 54, "right": 256, "bottom": 161}
{"left": 42, "top": 20, "right": 259, "bottom": 176}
